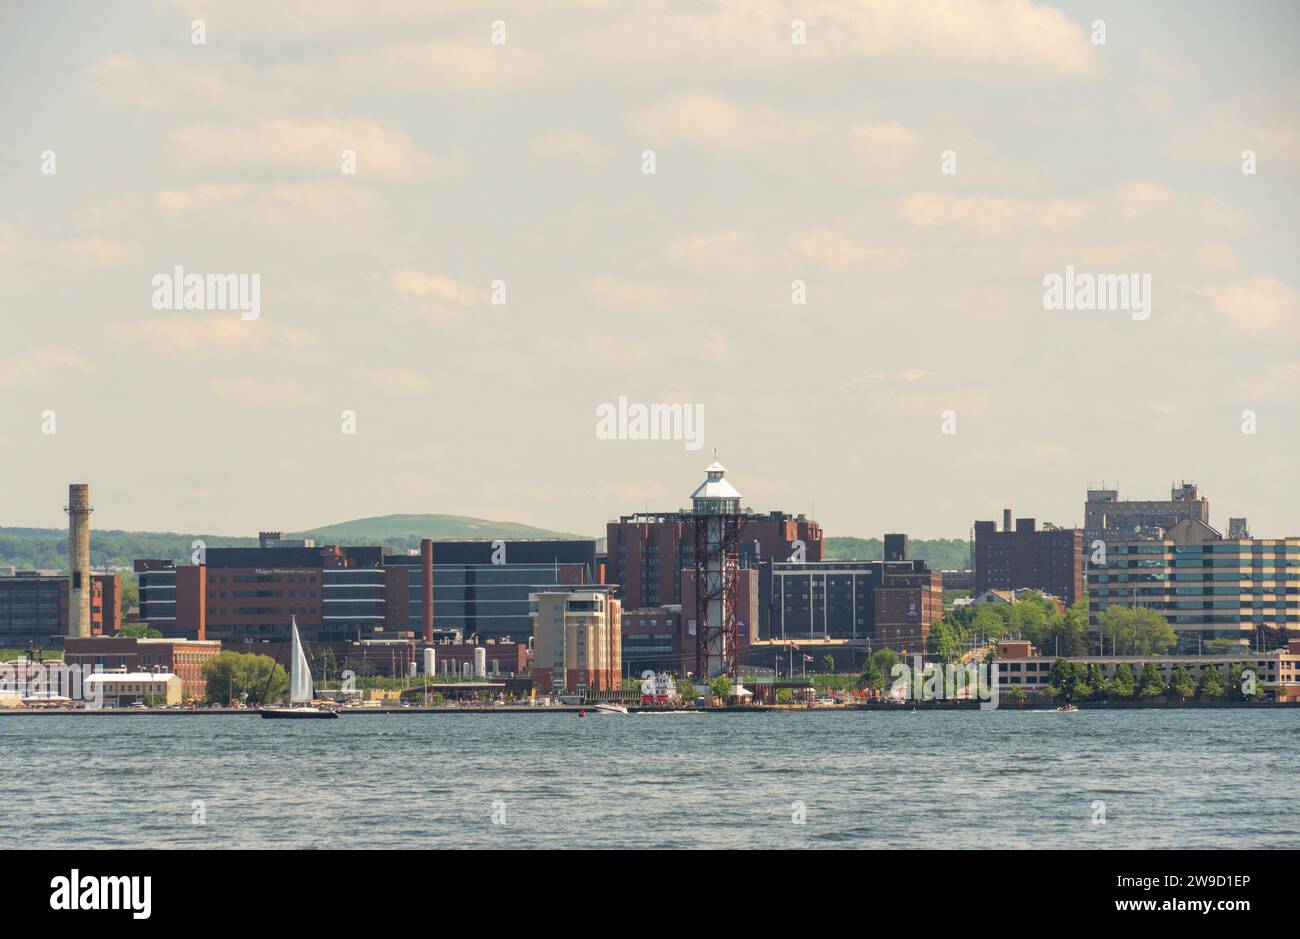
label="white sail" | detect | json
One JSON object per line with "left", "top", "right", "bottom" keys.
{"left": 289, "top": 616, "right": 313, "bottom": 703}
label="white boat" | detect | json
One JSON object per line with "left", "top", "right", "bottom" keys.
{"left": 591, "top": 702, "right": 628, "bottom": 715}
{"left": 261, "top": 617, "right": 338, "bottom": 719}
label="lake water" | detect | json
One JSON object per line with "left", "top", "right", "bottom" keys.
{"left": 4, "top": 709, "right": 1295, "bottom": 849}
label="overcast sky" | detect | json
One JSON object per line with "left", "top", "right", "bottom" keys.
{"left": 2, "top": 0, "right": 1297, "bottom": 540}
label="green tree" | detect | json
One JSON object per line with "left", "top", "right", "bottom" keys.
{"left": 927, "top": 616, "right": 962, "bottom": 663}
{"left": 1167, "top": 667, "right": 1195, "bottom": 702}
{"left": 1098, "top": 606, "right": 1177, "bottom": 655}
{"left": 1196, "top": 665, "right": 1225, "bottom": 699}
{"left": 1086, "top": 664, "right": 1109, "bottom": 701}
{"left": 1002, "top": 684, "right": 1027, "bottom": 705}
{"left": 118, "top": 573, "right": 139, "bottom": 616}
{"left": 1107, "top": 663, "right": 1137, "bottom": 699}
{"left": 822, "top": 655, "right": 836, "bottom": 674}
{"left": 869, "top": 647, "right": 900, "bottom": 677}
{"left": 676, "top": 678, "right": 698, "bottom": 701}
{"left": 708, "top": 674, "right": 732, "bottom": 701}
{"left": 1137, "top": 663, "right": 1166, "bottom": 699}
{"left": 776, "top": 688, "right": 794, "bottom": 705}
{"left": 1226, "top": 662, "right": 1262, "bottom": 700}
{"left": 118, "top": 623, "right": 163, "bottom": 639}
{"left": 859, "top": 660, "right": 884, "bottom": 694}
{"left": 971, "top": 604, "right": 1010, "bottom": 641}
{"left": 202, "top": 651, "right": 289, "bottom": 705}
{"left": 1046, "top": 658, "right": 1093, "bottom": 701}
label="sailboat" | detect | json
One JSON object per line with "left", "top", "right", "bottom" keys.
{"left": 260, "top": 616, "right": 338, "bottom": 719}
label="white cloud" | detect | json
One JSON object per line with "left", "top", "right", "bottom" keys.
{"left": 390, "top": 270, "right": 487, "bottom": 322}
{"left": 851, "top": 369, "right": 929, "bottom": 383}
{"left": 575, "top": 0, "right": 1102, "bottom": 80}
{"left": 664, "top": 230, "right": 765, "bottom": 277}
{"left": 0, "top": 224, "right": 143, "bottom": 296}
{"left": 392, "top": 270, "right": 484, "bottom": 306}
{"left": 355, "top": 368, "right": 434, "bottom": 394}
{"left": 0, "top": 347, "right": 94, "bottom": 387}
{"left": 895, "top": 192, "right": 1093, "bottom": 235}
{"left": 1210, "top": 276, "right": 1300, "bottom": 335}
{"left": 583, "top": 276, "right": 681, "bottom": 311}
{"left": 627, "top": 91, "right": 826, "bottom": 152}
{"left": 82, "top": 52, "right": 295, "bottom": 114}
{"left": 168, "top": 119, "right": 452, "bottom": 180}
{"left": 1191, "top": 244, "right": 1239, "bottom": 275}
{"left": 210, "top": 377, "right": 317, "bottom": 407}
{"left": 1236, "top": 362, "right": 1300, "bottom": 399}
{"left": 105, "top": 316, "right": 320, "bottom": 360}
{"left": 1117, "top": 181, "right": 1174, "bottom": 220}
{"left": 530, "top": 131, "right": 608, "bottom": 163}
{"left": 786, "top": 229, "right": 909, "bottom": 273}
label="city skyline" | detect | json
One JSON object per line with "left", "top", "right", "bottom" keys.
{"left": 3, "top": 0, "right": 1298, "bottom": 540}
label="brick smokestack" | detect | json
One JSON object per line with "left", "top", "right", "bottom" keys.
{"left": 65, "top": 483, "right": 93, "bottom": 638}
{"left": 1003, "top": 508, "right": 1012, "bottom": 533}
{"left": 420, "top": 538, "right": 434, "bottom": 643}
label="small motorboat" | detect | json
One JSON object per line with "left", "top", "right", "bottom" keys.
{"left": 591, "top": 702, "right": 628, "bottom": 715}
{"left": 1056, "top": 704, "right": 1079, "bottom": 713}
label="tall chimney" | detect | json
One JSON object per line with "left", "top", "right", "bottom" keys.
{"left": 420, "top": 538, "right": 434, "bottom": 643}
{"left": 1002, "top": 508, "right": 1012, "bottom": 533}
{"left": 65, "top": 484, "right": 93, "bottom": 638}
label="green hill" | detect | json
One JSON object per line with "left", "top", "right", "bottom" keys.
{"left": 0, "top": 514, "right": 592, "bottom": 571}
{"left": 296, "top": 514, "right": 585, "bottom": 545}
{"left": 823, "top": 536, "right": 970, "bottom": 570}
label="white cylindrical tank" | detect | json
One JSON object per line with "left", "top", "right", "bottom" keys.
{"left": 461, "top": 661, "right": 471, "bottom": 678}
{"left": 408, "top": 661, "right": 418, "bottom": 678}
{"left": 474, "top": 646, "right": 487, "bottom": 678}
{"left": 423, "top": 648, "right": 435, "bottom": 676}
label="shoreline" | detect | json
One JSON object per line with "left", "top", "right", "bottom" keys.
{"left": 2, "top": 699, "right": 1296, "bottom": 716}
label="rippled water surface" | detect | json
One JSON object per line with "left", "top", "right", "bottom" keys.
{"left": 3, "top": 710, "right": 1296, "bottom": 848}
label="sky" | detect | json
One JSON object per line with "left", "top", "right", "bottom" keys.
{"left": 1, "top": 0, "right": 1297, "bottom": 540}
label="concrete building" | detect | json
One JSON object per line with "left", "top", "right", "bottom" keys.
{"left": 993, "top": 638, "right": 1300, "bottom": 700}
{"left": 83, "top": 670, "right": 182, "bottom": 707}
{"left": 1087, "top": 518, "right": 1300, "bottom": 648}
{"left": 63, "top": 636, "right": 220, "bottom": 701}
{"left": 1083, "top": 482, "right": 1211, "bottom": 544}
{"left": 530, "top": 586, "right": 621, "bottom": 695}
{"left": 0, "top": 571, "right": 121, "bottom": 645}
{"left": 973, "top": 511, "right": 1083, "bottom": 605}
{"left": 756, "top": 536, "right": 942, "bottom": 655}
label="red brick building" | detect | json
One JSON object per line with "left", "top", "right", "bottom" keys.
{"left": 63, "top": 636, "right": 221, "bottom": 701}
{"left": 606, "top": 510, "right": 821, "bottom": 611}
{"left": 973, "top": 511, "right": 1083, "bottom": 606}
